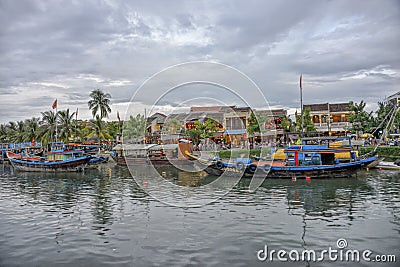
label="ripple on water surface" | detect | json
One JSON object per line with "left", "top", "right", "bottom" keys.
{"left": 0, "top": 165, "right": 399, "bottom": 266}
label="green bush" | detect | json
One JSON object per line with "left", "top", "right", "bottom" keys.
{"left": 359, "top": 146, "right": 400, "bottom": 160}
{"left": 218, "top": 148, "right": 271, "bottom": 159}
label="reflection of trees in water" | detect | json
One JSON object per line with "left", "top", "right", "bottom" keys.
{"left": 11, "top": 169, "right": 97, "bottom": 210}
{"left": 92, "top": 174, "right": 113, "bottom": 225}
{"left": 131, "top": 165, "right": 207, "bottom": 187}
{"left": 4, "top": 165, "right": 150, "bottom": 225}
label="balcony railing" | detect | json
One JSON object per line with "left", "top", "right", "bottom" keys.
{"left": 313, "top": 122, "right": 352, "bottom": 127}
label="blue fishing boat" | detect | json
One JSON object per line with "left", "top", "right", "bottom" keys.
{"left": 191, "top": 145, "right": 378, "bottom": 179}
{"left": 7, "top": 144, "right": 91, "bottom": 172}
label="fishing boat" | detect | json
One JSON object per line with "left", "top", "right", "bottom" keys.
{"left": 88, "top": 156, "right": 109, "bottom": 165}
{"left": 189, "top": 145, "right": 378, "bottom": 179}
{"left": 7, "top": 147, "right": 91, "bottom": 172}
{"left": 55, "top": 142, "right": 109, "bottom": 167}
{"left": 111, "top": 144, "right": 155, "bottom": 165}
{"left": 111, "top": 142, "right": 195, "bottom": 167}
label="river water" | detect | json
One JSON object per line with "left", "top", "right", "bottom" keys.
{"left": 0, "top": 163, "right": 398, "bottom": 266}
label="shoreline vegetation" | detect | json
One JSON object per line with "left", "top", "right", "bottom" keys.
{"left": 0, "top": 90, "right": 399, "bottom": 154}
{"left": 0, "top": 89, "right": 117, "bottom": 147}
{"left": 359, "top": 146, "right": 400, "bottom": 161}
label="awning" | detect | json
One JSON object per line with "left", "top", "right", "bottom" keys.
{"left": 160, "top": 134, "right": 181, "bottom": 140}
{"left": 112, "top": 144, "right": 157, "bottom": 151}
{"left": 148, "top": 144, "right": 179, "bottom": 151}
{"left": 224, "top": 129, "right": 247, "bottom": 135}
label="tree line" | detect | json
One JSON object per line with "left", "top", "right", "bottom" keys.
{"left": 1, "top": 96, "right": 398, "bottom": 145}
{"left": 0, "top": 89, "right": 118, "bottom": 145}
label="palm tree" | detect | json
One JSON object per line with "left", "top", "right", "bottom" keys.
{"left": 39, "top": 110, "right": 58, "bottom": 144}
{"left": 122, "top": 114, "right": 146, "bottom": 140}
{"left": 72, "top": 119, "right": 84, "bottom": 142}
{"left": 88, "top": 115, "right": 111, "bottom": 146}
{"left": 58, "top": 109, "right": 75, "bottom": 142}
{"left": 24, "top": 117, "right": 40, "bottom": 142}
{"left": 7, "top": 121, "right": 17, "bottom": 143}
{"left": 88, "top": 89, "right": 111, "bottom": 119}
{"left": 10, "top": 120, "right": 26, "bottom": 143}
{"left": 348, "top": 101, "right": 374, "bottom": 134}
{"left": 0, "top": 124, "right": 8, "bottom": 143}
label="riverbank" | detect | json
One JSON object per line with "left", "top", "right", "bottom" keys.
{"left": 359, "top": 146, "right": 400, "bottom": 161}
{"left": 217, "top": 148, "right": 271, "bottom": 159}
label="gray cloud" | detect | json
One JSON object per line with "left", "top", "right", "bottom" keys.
{"left": 0, "top": 0, "right": 399, "bottom": 123}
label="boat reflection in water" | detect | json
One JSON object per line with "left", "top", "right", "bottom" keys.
{"left": 1, "top": 161, "right": 398, "bottom": 266}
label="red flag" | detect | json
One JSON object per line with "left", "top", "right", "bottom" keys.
{"left": 299, "top": 74, "right": 302, "bottom": 90}
{"left": 117, "top": 111, "right": 121, "bottom": 121}
{"left": 52, "top": 99, "right": 57, "bottom": 109}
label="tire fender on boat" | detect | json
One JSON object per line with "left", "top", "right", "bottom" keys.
{"left": 215, "top": 161, "right": 224, "bottom": 169}
{"left": 248, "top": 164, "right": 257, "bottom": 172}
{"left": 236, "top": 161, "right": 244, "bottom": 170}
{"left": 263, "top": 164, "right": 270, "bottom": 173}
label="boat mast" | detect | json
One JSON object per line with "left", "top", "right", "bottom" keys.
{"left": 372, "top": 103, "right": 399, "bottom": 154}
{"left": 55, "top": 104, "right": 58, "bottom": 142}
{"left": 300, "top": 74, "right": 304, "bottom": 135}
{"left": 144, "top": 108, "right": 147, "bottom": 144}
{"left": 75, "top": 108, "right": 78, "bottom": 142}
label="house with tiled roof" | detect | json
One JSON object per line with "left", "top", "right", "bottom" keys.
{"left": 303, "top": 102, "right": 352, "bottom": 135}
{"left": 384, "top": 91, "right": 400, "bottom": 105}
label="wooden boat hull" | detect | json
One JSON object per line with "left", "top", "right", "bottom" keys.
{"left": 8, "top": 156, "right": 91, "bottom": 172}
{"left": 111, "top": 155, "right": 195, "bottom": 167}
{"left": 111, "top": 156, "right": 148, "bottom": 166}
{"left": 150, "top": 158, "right": 194, "bottom": 166}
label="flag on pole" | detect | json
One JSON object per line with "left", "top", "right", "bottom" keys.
{"left": 299, "top": 74, "right": 302, "bottom": 91}
{"left": 52, "top": 99, "right": 57, "bottom": 109}
{"left": 76, "top": 108, "right": 78, "bottom": 116}
{"left": 117, "top": 111, "right": 121, "bottom": 122}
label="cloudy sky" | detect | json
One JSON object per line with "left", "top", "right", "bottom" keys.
{"left": 1, "top": 0, "right": 399, "bottom": 123}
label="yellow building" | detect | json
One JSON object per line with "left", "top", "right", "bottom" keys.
{"left": 303, "top": 102, "right": 352, "bottom": 136}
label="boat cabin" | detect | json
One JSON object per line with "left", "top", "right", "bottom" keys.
{"left": 47, "top": 142, "right": 85, "bottom": 161}
{"left": 46, "top": 150, "right": 85, "bottom": 161}
{"left": 285, "top": 145, "right": 356, "bottom": 166}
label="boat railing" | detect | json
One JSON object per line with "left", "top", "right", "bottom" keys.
{"left": 2, "top": 142, "right": 43, "bottom": 150}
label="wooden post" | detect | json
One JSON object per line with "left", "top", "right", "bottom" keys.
{"left": 295, "top": 150, "right": 299, "bottom": 166}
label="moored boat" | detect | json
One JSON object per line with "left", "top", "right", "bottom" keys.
{"left": 375, "top": 160, "right": 400, "bottom": 170}
{"left": 190, "top": 145, "right": 378, "bottom": 179}
{"left": 111, "top": 142, "right": 195, "bottom": 167}
{"left": 7, "top": 148, "right": 91, "bottom": 172}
